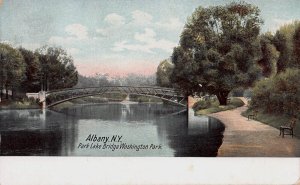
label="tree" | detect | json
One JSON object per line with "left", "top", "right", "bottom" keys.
{"left": 273, "top": 21, "right": 300, "bottom": 72}
{"left": 156, "top": 59, "right": 174, "bottom": 87}
{"left": 0, "top": 43, "right": 26, "bottom": 99}
{"left": 19, "top": 47, "right": 41, "bottom": 92}
{"left": 258, "top": 33, "right": 279, "bottom": 77}
{"left": 36, "top": 46, "right": 78, "bottom": 90}
{"left": 171, "top": 2, "right": 262, "bottom": 105}
{"left": 293, "top": 24, "right": 300, "bottom": 68}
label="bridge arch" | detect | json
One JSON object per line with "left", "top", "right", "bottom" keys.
{"left": 41, "top": 86, "right": 187, "bottom": 108}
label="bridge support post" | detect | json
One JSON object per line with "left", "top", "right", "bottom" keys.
{"left": 38, "top": 91, "right": 47, "bottom": 109}
{"left": 42, "top": 101, "right": 46, "bottom": 109}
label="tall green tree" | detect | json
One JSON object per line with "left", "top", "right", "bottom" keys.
{"left": 171, "top": 2, "right": 262, "bottom": 105}
{"left": 0, "top": 43, "right": 26, "bottom": 99}
{"left": 293, "top": 24, "right": 300, "bottom": 68}
{"left": 156, "top": 59, "right": 174, "bottom": 87}
{"left": 36, "top": 46, "right": 78, "bottom": 90}
{"left": 19, "top": 47, "right": 41, "bottom": 92}
{"left": 273, "top": 21, "right": 300, "bottom": 72}
{"left": 258, "top": 33, "right": 279, "bottom": 77}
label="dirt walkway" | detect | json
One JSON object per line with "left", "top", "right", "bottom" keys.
{"left": 208, "top": 97, "right": 300, "bottom": 157}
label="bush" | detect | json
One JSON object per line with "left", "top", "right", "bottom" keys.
{"left": 192, "top": 99, "right": 212, "bottom": 110}
{"left": 251, "top": 68, "right": 300, "bottom": 118}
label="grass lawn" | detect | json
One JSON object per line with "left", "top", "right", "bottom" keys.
{"left": 241, "top": 109, "right": 300, "bottom": 138}
{"left": 194, "top": 97, "right": 244, "bottom": 115}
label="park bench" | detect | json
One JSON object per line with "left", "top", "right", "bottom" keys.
{"left": 248, "top": 110, "right": 258, "bottom": 120}
{"left": 279, "top": 118, "right": 297, "bottom": 138}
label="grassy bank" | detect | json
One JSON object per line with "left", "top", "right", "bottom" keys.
{"left": 242, "top": 109, "right": 300, "bottom": 137}
{"left": 194, "top": 97, "right": 244, "bottom": 115}
{"left": 0, "top": 99, "right": 40, "bottom": 109}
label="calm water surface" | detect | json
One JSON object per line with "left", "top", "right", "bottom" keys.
{"left": 0, "top": 102, "right": 224, "bottom": 156}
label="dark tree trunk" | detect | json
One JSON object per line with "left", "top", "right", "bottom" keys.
{"left": 216, "top": 91, "right": 230, "bottom": 105}
{"left": 5, "top": 85, "right": 8, "bottom": 99}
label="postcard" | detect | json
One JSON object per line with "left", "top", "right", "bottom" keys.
{"left": 0, "top": 0, "right": 300, "bottom": 183}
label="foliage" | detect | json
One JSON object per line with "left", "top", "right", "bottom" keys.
{"left": 293, "top": 23, "right": 300, "bottom": 68}
{"left": 170, "top": 2, "right": 263, "bottom": 105}
{"left": 251, "top": 68, "right": 300, "bottom": 117}
{"left": 129, "top": 94, "right": 162, "bottom": 103}
{"left": 36, "top": 46, "right": 78, "bottom": 90}
{"left": 273, "top": 21, "right": 300, "bottom": 72}
{"left": 193, "top": 97, "right": 244, "bottom": 115}
{"left": 258, "top": 32, "right": 279, "bottom": 77}
{"left": 156, "top": 59, "right": 174, "bottom": 87}
{"left": 75, "top": 74, "right": 110, "bottom": 87}
{"left": 0, "top": 43, "right": 26, "bottom": 99}
{"left": 19, "top": 47, "right": 42, "bottom": 92}
{"left": 192, "top": 99, "right": 212, "bottom": 110}
{"left": 75, "top": 73, "right": 156, "bottom": 88}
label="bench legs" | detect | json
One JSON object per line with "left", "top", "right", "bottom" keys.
{"left": 279, "top": 127, "right": 293, "bottom": 138}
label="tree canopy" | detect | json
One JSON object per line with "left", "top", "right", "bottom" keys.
{"left": 19, "top": 47, "right": 41, "bottom": 92}
{"left": 0, "top": 44, "right": 79, "bottom": 100}
{"left": 156, "top": 59, "right": 174, "bottom": 87}
{"left": 36, "top": 46, "right": 78, "bottom": 90}
{"left": 0, "top": 43, "right": 26, "bottom": 98}
{"left": 171, "top": 2, "right": 263, "bottom": 105}
{"left": 273, "top": 21, "right": 300, "bottom": 72}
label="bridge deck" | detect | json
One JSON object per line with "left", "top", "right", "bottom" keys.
{"left": 41, "top": 86, "right": 187, "bottom": 108}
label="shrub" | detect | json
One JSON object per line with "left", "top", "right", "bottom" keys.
{"left": 251, "top": 68, "right": 300, "bottom": 118}
{"left": 192, "top": 99, "right": 212, "bottom": 110}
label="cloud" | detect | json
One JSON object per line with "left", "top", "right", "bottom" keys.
{"left": 65, "top": 24, "right": 88, "bottom": 40}
{"left": 131, "top": 10, "right": 153, "bottom": 25}
{"left": 96, "top": 13, "right": 126, "bottom": 36}
{"left": 111, "top": 28, "right": 177, "bottom": 53}
{"left": 156, "top": 18, "right": 184, "bottom": 31}
{"left": 66, "top": 47, "right": 80, "bottom": 56}
{"left": 112, "top": 40, "right": 153, "bottom": 53}
{"left": 134, "top": 28, "right": 156, "bottom": 43}
{"left": 104, "top": 13, "right": 125, "bottom": 26}
{"left": 49, "top": 23, "right": 89, "bottom": 46}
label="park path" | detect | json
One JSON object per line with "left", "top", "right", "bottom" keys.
{"left": 206, "top": 97, "right": 300, "bottom": 157}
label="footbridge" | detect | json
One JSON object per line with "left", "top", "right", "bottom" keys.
{"left": 37, "top": 86, "right": 187, "bottom": 108}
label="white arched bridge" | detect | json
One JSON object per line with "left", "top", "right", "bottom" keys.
{"left": 36, "top": 86, "right": 187, "bottom": 108}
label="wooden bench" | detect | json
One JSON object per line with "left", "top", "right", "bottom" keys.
{"left": 248, "top": 110, "right": 258, "bottom": 120}
{"left": 279, "top": 118, "right": 297, "bottom": 138}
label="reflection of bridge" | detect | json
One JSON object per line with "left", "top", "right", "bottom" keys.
{"left": 37, "top": 86, "right": 187, "bottom": 108}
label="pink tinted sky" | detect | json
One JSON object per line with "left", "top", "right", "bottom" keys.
{"left": 75, "top": 58, "right": 159, "bottom": 77}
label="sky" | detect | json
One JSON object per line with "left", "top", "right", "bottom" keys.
{"left": 0, "top": 0, "right": 300, "bottom": 77}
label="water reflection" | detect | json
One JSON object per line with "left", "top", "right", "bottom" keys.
{"left": 0, "top": 103, "right": 224, "bottom": 156}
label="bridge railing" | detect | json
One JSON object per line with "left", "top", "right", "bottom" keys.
{"left": 44, "top": 86, "right": 186, "bottom": 107}
{"left": 46, "top": 86, "right": 182, "bottom": 95}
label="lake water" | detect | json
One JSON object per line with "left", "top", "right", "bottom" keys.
{"left": 0, "top": 102, "right": 225, "bottom": 156}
